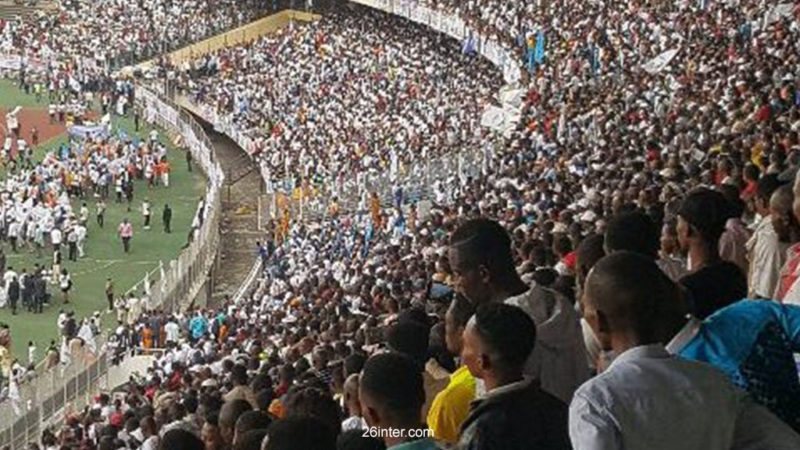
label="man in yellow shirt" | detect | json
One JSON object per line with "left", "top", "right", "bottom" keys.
{"left": 427, "top": 294, "right": 476, "bottom": 444}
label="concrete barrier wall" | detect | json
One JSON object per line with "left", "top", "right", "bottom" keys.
{"left": 138, "top": 10, "right": 321, "bottom": 70}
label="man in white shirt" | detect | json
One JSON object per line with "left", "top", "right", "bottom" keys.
{"left": 139, "top": 416, "right": 159, "bottom": 450}
{"left": 50, "top": 227, "right": 62, "bottom": 252}
{"left": 571, "top": 251, "right": 800, "bottom": 450}
{"left": 142, "top": 199, "right": 151, "bottom": 230}
{"left": 449, "top": 218, "right": 588, "bottom": 403}
{"left": 164, "top": 317, "right": 180, "bottom": 345}
{"left": 747, "top": 177, "right": 787, "bottom": 298}
{"left": 75, "top": 223, "right": 87, "bottom": 258}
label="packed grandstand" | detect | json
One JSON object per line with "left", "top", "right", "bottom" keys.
{"left": 1, "top": 0, "right": 800, "bottom": 449}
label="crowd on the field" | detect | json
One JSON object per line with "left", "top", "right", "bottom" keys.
{"left": 9, "top": 0, "right": 800, "bottom": 449}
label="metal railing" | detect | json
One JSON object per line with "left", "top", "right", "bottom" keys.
{"left": 0, "top": 342, "right": 108, "bottom": 449}
{"left": 135, "top": 86, "right": 225, "bottom": 313}
{"left": 0, "top": 87, "right": 225, "bottom": 449}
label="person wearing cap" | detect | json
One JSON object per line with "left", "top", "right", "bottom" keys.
{"left": 676, "top": 188, "right": 747, "bottom": 319}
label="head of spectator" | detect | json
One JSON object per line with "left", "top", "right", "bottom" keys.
{"left": 770, "top": 185, "right": 799, "bottom": 244}
{"left": 605, "top": 211, "right": 660, "bottom": 260}
{"left": 336, "top": 429, "right": 386, "bottom": 450}
{"left": 343, "top": 374, "right": 361, "bottom": 419}
{"left": 359, "top": 352, "right": 426, "bottom": 448}
{"left": 235, "top": 429, "right": 268, "bottom": 450}
{"left": 219, "top": 399, "right": 253, "bottom": 446}
{"left": 448, "top": 218, "right": 528, "bottom": 304}
{"left": 445, "top": 294, "right": 476, "bottom": 357}
{"left": 262, "top": 416, "right": 337, "bottom": 450}
{"left": 202, "top": 411, "right": 223, "bottom": 450}
{"left": 677, "top": 188, "right": 728, "bottom": 270}
{"left": 285, "top": 387, "right": 342, "bottom": 435}
{"left": 386, "top": 319, "right": 429, "bottom": 366}
{"left": 344, "top": 352, "right": 367, "bottom": 377}
{"left": 255, "top": 389, "right": 274, "bottom": 412}
{"left": 234, "top": 411, "right": 273, "bottom": 447}
{"left": 159, "top": 428, "right": 204, "bottom": 450}
{"left": 461, "top": 302, "right": 535, "bottom": 391}
{"left": 755, "top": 174, "right": 783, "bottom": 218}
{"left": 575, "top": 234, "right": 605, "bottom": 297}
{"left": 582, "top": 252, "right": 673, "bottom": 354}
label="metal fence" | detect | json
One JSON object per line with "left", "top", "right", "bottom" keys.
{"left": 0, "top": 344, "right": 108, "bottom": 449}
{"left": 0, "top": 87, "right": 224, "bottom": 449}
{"left": 135, "top": 86, "right": 226, "bottom": 312}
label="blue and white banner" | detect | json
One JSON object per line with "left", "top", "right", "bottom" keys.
{"left": 68, "top": 124, "right": 109, "bottom": 140}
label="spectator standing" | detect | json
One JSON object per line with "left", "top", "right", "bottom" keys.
{"left": 142, "top": 199, "right": 152, "bottom": 230}
{"left": 59, "top": 269, "right": 72, "bottom": 304}
{"left": 448, "top": 218, "right": 588, "bottom": 403}
{"left": 118, "top": 218, "right": 133, "bottom": 253}
{"left": 96, "top": 199, "right": 106, "bottom": 228}
{"left": 105, "top": 278, "right": 114, "bottom": 312}
{"left": 747, "top": 175, "right": 786, "bottom": 299}
{"left": 570, "top": 252, "right": 800, "bottom": 449}
{"left": 676, "top": 189, "right": 747, "bottom": 319}
{"left": 359, "top": 352, "right": 440, "bottom": 450}
{"left": 427, "top": 295, "right": 476, "bottom": 444}
{"left": 163, "top": 204, "right": 172, "bottom": 233}
{"left": 459, "top": 302, "right": 571, "bottom": 450}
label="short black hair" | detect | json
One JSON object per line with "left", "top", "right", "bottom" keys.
{"left": 450, "top": 218, "right": 515, "bottom": 272}
{"left": 285, "top": 387, "right": 342, "bottom": 435}
{"left": 158, "top": 429, "right": 204, "bottom": 450}
{"left": 386, "top": 320, "right": 429, "bottom": 365}
{"left": 219, "top": 399, "right": 253, "bottom": 429}
{"left": 448, "top": 294, "right": 476, "bottom": 329}
{"left": 585, "top": 251, "right": 674, "bottom": 340}
{"left": 678, "top": 188, "right": 729, "bottom": 244}
{"left": 234, "top": 429, "right": 268, "bottom": 450}
{"left": 576, "top": 234, "right": 605, "bottom": 275}
{"left": 473, "top": 303, "right": 536, "bottom": 371}
{"left": 182, "top": 395, "right": 198, "bottom": 414}
{"left": 756, "top": 173, "right": 783, "bottom": 201}
{"left": 264, "top": 416, "right": 336, "bottom": 450}
{"left": 718, "top": 184, "right": 746, "bottom": 219}
{"left": 204, "top": 411, "right": 220, "bottom": 428}
{"left": 336, "top": 429, "right": 386, "bottom": 450}
{"left": 359, "top": 352, "right": 424, "bottom": 424}
{"left": 344, "top": 352, "right": 367, "bottom": 377}
{"left": 255, "top": 389, "right": 274, "bottom": 412}
{"left": 235, "top": 410, "right": 273, "bottom": 437}
{"left": 605, "top": 211, "right": 659, "bottom": 259}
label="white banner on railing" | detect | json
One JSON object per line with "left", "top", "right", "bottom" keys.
{"left": 351, "top": 0, "right": 521, "bottom": 84}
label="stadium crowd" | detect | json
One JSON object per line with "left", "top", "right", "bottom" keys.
{"left": 5, "top": 0, "right": 800, "bottom": 449}
{"left": 168, "top": 8, "right": 501, "bottom": 188}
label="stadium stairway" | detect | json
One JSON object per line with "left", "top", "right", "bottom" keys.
{"left": 204, "top": 125, "right": 264, "bottom": 304}
{"left": 0, "top": 0, "right": 56, "bottom": 20}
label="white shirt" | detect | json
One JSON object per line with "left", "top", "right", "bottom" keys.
{"left": 141, "top": 435, "right": 159, "bottom": 450}
{"left": 50, "top": 228, "right": 62, "bottom": 245}
{"left": 569, "top": 344, "right": 800, "bottom": 450}
{"left": 164, "top": 321, "right": 180, "bottom": 343}
{"left": 747, "top": 216, "right": 786, "bottom": 299}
